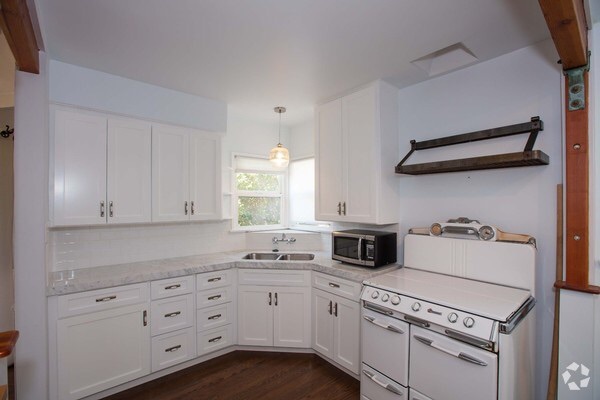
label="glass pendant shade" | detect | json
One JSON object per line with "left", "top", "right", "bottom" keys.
{"left": 269, "top": 106, "right": 289, "bottom": 167}
{"left": 269, "top": 143, "right": 289, "bottom": 167}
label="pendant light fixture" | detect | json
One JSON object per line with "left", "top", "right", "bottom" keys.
{"left": 269, "top": 106, "right": 290, "bottom": 168}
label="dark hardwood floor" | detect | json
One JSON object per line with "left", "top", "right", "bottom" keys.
{"left": 103, "top": 351, "right": 359, "bottom": 400}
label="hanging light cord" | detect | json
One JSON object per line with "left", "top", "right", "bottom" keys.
{"left": 278, "top": 111, "right": 282, "bottom": 145}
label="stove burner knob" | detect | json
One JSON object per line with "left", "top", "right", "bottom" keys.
{"left": 381, "top": 293, "right": 390, "bottom": 302}
{"left": 391, "top": 296, "right": 401, "bottom": 305}
{"left": 463, "top": 317, "right": 475, "bottom": 328}
{"left": 371, "top": 291, "right": 379, "bottom": 299}
{"left": 411, "top": 302, "right": 421, "bottom": 312}
{"left": 448, "top": 312, "right": 459, "bottom": 323}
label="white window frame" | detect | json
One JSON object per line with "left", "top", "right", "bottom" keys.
{"left": 232, "top": 153, "right": 287, "bottom": 231}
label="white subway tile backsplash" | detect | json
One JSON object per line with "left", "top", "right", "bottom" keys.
{"left": 49, "top": 221, "right": 246, "bottom": 271}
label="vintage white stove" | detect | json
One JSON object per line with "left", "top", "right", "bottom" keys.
{"left": 360, "top": 230, "right": 537, "bottom": 400}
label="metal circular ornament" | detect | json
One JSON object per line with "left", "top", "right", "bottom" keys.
{"left": 430, "top": 223, "right": 442, "bottom": 236}
{"left": 478, "top": 226, "right": 495, "bottom": 241}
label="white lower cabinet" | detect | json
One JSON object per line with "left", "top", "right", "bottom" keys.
{"left": 312, "top": 273, "right": 361, "bottom": 374}
{"left": 238, "top": 270, "right": 311, "bottom": 348}
{"left": 150, "top": 278, "right": 196, "bottom": 372}
{"left": 56, "top": 286, "right": 150, "bottom": 400}
{"left": 151, "top": 327, "right": 196, "bottom": 372}
{"left": 196, "top": 270, "right": 236, "bottom": 356}
{"left": 52, "top": 268, "right": 362, "bottom": 400}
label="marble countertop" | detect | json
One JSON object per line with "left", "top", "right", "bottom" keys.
{"left": 47, "top": 250, "right": 400, "bottom": 296}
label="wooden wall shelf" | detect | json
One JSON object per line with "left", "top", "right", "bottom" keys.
{"left": 396, "top": 117, "right": 549, "bottom": 175}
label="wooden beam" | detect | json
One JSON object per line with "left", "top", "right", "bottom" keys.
{"left": 538, "top": 0, "right": 588, "bottom": 69}
{"left": 0, "top": 0, "right": 39, "bottom": 74}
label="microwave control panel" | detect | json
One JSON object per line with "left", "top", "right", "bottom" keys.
{"left": 365, "top": 241, "right": 375, "bottom": 260}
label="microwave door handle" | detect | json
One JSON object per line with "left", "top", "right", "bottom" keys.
{"left": 357, "top": 237, "right": 363, "bottom": 261}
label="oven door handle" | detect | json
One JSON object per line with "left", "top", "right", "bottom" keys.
{"left": 362, "top": 369, "right": 403, "bottom": 395}
{"left": 363, "top": 315, "right": 405, "bottom": 334}
{"left": 413, "top": 335, "right": 488, "bottom": 366}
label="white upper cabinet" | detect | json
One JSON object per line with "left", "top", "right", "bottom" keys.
{"left": 315, "top": 98, "right": 344, "bottom": 221}
{"left": 52, "top": 108, "right": 152, "bottom": 226}
{"left": 189, "top": 132, "right": 221, "bottom": 221}
{"left": 315, "top": 80, "right": 399, "bottom": 224}
{"left": 152, "top": 125, "right": 221, "bottom": 222}
{"left": 53, "top": 109, "right": 108, "bottom": 226}
{"left": 107, "top": 118, "right": 152, "bottom": 224}
{"left": 152, "top": 124, "right": 190, "bottom": 222}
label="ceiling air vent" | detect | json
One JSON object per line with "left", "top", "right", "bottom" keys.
{"left": 411, "top": 43, "right": 478, "bottom": 77}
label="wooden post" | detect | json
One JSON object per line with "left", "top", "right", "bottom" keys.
{"left": 0, "top": 0, "right": 39, "bottom": 73}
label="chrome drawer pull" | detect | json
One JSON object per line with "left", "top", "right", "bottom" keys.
{"left": 363, "top": 315, "right": 404, "bottom": 334}
{"left": 95, "top": 295, "right": 116, "bottom": 303}
{"left": 165, "top": 345, "right": 181, "bottom": 353}
{"left": 208, "top": 295, "right": 222, "bottom": 301}
{"left": 164, "top": 284, "right": 181, "bottom": 290}
{"left": 164, "top": 311, "right": 181, "bottom": 318}
{"left": 328, "top": 282, "right": 340, "bottom": 288}
{"left": 208, "top": 336, "right": 222, "bottom": 343}
{"left": 404, "top": 315, "right": 430, "bottom": 328}
{"left": 208, "top": 313, "right": 222, "bottom": 320}
{"left": 413, "top": 334, "right": 488, "bottom": 366}
{"left": 208, "top": 277, "right": 222, "bottom": 283}
{"left": 362, "top": 370, "right": 403, "bottom": 395}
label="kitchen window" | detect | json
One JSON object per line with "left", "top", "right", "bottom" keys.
{"left": 233, "top": 155, "right": 286, "bottom": 231}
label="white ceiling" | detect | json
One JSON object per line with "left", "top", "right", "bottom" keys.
{"left": 35, "top": 0, "right": 551, "bottom": 126}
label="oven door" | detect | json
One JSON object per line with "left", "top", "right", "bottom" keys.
{"left": 410, "top": 325, "right": 498, "bottom": 400}
{"left": 361, "top": 305, "right": 409, "bottom": 386}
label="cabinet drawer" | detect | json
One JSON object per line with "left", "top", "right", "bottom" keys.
{"left": 238, "top": 269, "right": 310, "bottom": 286}
{"left": 197, "top": 302, "right": 233, "bottom": 332}
{"left": 151, "top": 294, "right": 194, "bottom": 336}
{"left": 57, "top": 283, "right": 149, "bottom": 318}
{"left": 197, "top": 324, "right": 233, "bottom": 356}
{"left": 151, "top": 327, "right": 196, "bottom": 372}
{"left": 197, "top": 286, "right": 233, "bottom": 308}
{"left": 313, "top": 272, "right": 361, "bottom": 301}
{"left": 197, "top": 269, "right": 233, "bottom": 290}
{"left": 151, "top": 275, "right": 194, "bottom": 300}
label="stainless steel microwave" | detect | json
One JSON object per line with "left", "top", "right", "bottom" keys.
{"left": 332, "top": 229, "right": 397, "bottom": 267}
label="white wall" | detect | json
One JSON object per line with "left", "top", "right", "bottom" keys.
{"left": 14, "top": 52, "right": 49, "bottom": 400}
{"left": 289, "top": 118, "right": 315, "bottom": 159}
{"left": 49, "top": 60, "right": 227, "bottom": 132}
{"left": 396, "top": 39, "right": 562, "bottom": 399}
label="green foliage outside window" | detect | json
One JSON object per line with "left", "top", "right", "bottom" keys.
{"left": 236, "top": 172, "right": 282, "bottom": 227}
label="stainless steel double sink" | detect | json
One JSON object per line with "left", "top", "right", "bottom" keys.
{"left": 242, "top": 252, "right": 315, "bottom": 261}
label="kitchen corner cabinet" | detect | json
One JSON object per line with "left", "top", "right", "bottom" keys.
{"left": 312, "top": 273, "right": 361, "bottom": 374}
{"left": 237, "top": 270, "right": 311, "bottom": 348}
{"left": 315, "top": 80, "right": 399, "bottom": 224}
{"left": 52, "top": 108, "right": 152, "bottom": 226}
{"left": 152, "top": 124, "right": 221, "bottom": 222}
{"left": 55, "top": 284, "right": 151, "bottom": 400}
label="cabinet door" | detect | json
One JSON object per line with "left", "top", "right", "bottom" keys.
{"left": 53, "top": 109, "right": 107, "bottom": 226}
{"left": 57, "top": 303, "right": 150, "bottom": 400}
{"left": 189, "top": 131, "right": 221, "bottom": 220}
{"left": 273, "top": 286, "right": 311, "bottom": 348}
{"left": 107, "top": 118, "right": 152, "bottom": 224}
{"left": 152, "top": 125, "right": 190, "bottom": 221}
{"left": 237, "top": 286, "right": 273, "bottom": 346}
{"left": 312, "top": 288, "right": 334, "bottom": 358}
{"left": 315, "top": 98, "right": 344, "bottom": 221}
{"left": 333, "top": 294, "right": 360, "bottom": 374}
{"left": 342, "top": 86, "right": 377, "bottom": 222}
